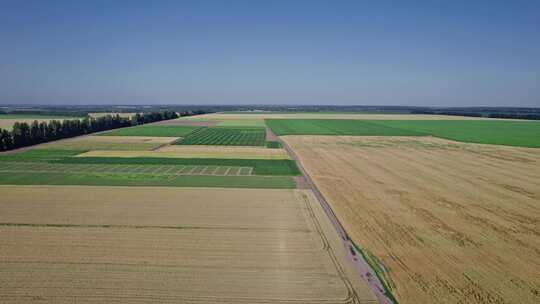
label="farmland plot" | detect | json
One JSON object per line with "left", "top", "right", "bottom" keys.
{"left": 193, "top": 112, "right": 495, "bottom": 121}
{"left": 0, "top": 162, "right": 253, "bottom": 176}
{"left": 0, "top": 186, "right": 376, "bottom": 303}
{"left": 176, "top": 127, "right": 267, "bottom": 146}
{"left": 77, "top": 145, "right": 290, "bottom": 159}
{"left": 268, "top": 119, "right": 540, "bottom": 147}
{"left": 99, "top": 124, "right": 200, "bottom": 137}
{"left": 283, "top": 135, "right": 540, "bottom": 304}
{"left": 35, "top": 135, "right": 178, "bottom": 151}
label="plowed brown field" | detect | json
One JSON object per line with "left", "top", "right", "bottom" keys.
{"left": 283, "top": 135, "right": 540, "bottom": 304}
{"left": 0, "top": 186, "right": 376, "bottom": 304}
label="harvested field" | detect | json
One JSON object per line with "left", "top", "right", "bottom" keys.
{"left": 35, "top": 135, "right": 177, "bottom": 151}
{"left": 76, "top": 145, "right": 290, "bottom": 159}
{"left": 0, "top": 186, "right": 376, "bottom": 303}
{"left": 283, "top": 135, "right": 540, "bottom": 304}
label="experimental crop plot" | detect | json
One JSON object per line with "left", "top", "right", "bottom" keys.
{"left": 0, "top": 162, "right": 253, "bottom": 176}
{"left": 176, "top": 127, "right": 267, "bottom": 146}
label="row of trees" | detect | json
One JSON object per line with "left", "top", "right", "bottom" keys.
{"left": 411, "top": 110, "right": 540, "bottom": 120}
{"left": 0, "top": 111, "right": 179, "bottom": 151}
{"left": 488, "top": 113, "right": 540, "bottom": 120}
{"left": 411, "top": 110, "right": 483, "bottom": 117}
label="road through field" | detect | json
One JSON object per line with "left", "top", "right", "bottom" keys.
{"left": 283, "top": 136, "right": 540, "bottom": 304}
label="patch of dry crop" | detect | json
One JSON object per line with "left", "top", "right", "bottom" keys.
{"left": 283, "top": 135, "right": 540, "bottom": 304}
{"left": 0, "top": 186, "right": 376, "bottom": 303}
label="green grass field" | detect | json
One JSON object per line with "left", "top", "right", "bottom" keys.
{"left": 56, "top": 157, "right": 300, "bottom": 176}
{"left": 0, "top": 149, "right": 86, "bottom": 162}
{"left": 98, "top": 125, "right": 200, "bottom": 137}
{"left": 0, "top": 172, "right": 295, "bottom": 188}
{"left": 176, "top": 127, "right": 267, "bottom": 146}
{"left": 266, "top": 119, "right": 423, "bottom": 136}
{"left": 266, "top": 119, "right": 540, "bottom": 147}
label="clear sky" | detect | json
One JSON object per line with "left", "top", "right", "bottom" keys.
{"left": 1, "top": 0, "right": 539, "bottom": 106}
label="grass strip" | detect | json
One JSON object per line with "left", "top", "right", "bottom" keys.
{"left": 0, "top": 172, "right": 296, "bottom": 189}
{"left": 56, "top": 157, "right": 300, "bottom": 176}
{"left": 0, "top": 149, "right": 87, "bottom": 162}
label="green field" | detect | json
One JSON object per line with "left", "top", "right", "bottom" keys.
{"left": 176, "top": 127, "right": 267, "bottom": 146}
{"left": 0, "top": 172, "right": 295, "bottom": 188}
{"left": 0, "top": 149, "right": 86, "bottom": 162}
{"left": 98, "top": 125, "right": 200, "bottom": 137}
{"left": 266, "top": 119, "right": 540, "bottom": 147}
{"left": 57, "top": 157, "right": 300, "bottom": 176}
{"left": 266, "top": 141, "right": 282, "bottom": 148}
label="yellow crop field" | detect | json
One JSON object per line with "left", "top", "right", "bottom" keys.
{"left": 0, "top": 185, "right": 376, "bottom": 303}
{"left": 283, "top": 135, "right": 540, "bottom": 304}
{"left": 76, "top": 145, "right": 290, "bottom": 159}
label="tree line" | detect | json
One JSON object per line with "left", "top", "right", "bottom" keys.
{"left": 0, "top": 111, "right": 180, "bottom": 151}
{"left": 487, "top": 113, "right": 540, "bottom": 120}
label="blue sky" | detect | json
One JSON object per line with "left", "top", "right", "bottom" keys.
{"left": 0, "top": 0, "right": 539, "bottom": 106}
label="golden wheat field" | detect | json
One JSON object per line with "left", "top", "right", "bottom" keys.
{"left": 0, "top": 186, "right": 376, "bottom": 304}
{"left": 283, "top": 135, "right": 540, "bottom": 304}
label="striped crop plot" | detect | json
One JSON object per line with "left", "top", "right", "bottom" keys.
{"left": 175, "top": 127, "right": 267, "bottom": 146}
{"left": 0, "top": 162, "right": 254, "bottom": 176}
